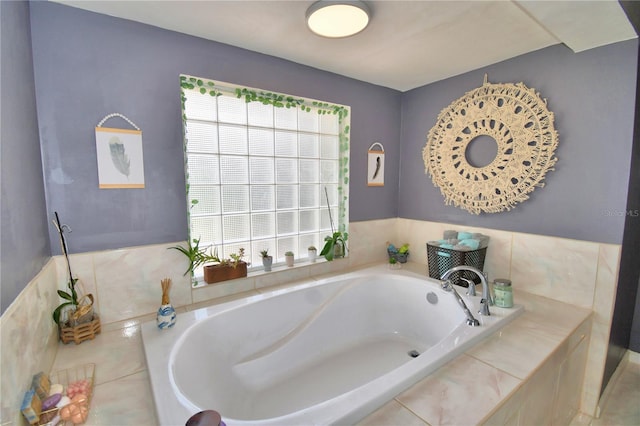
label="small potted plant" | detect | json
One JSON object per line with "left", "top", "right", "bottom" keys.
{"left": 203, "top": 247, "right": 247, "bottom": 284}
{"left": 285, "top": 251, "right": 295, "bottom": 267}
{"left": 387, "top": 242, "right": 410, "bottom": 263}
{"left": 171, "top": 240, "right": 248, "bottom": 284}
{"left": 170, "top": 237, "right": 207, "bottom": 278}
{"left": 320, "top": 231, "right": 348, "bottom": 261}
{"left": 260, "top": 249, "right": 273, "bottom": 272}
{"left": 308, "top": 246, "right": 317, "bottom": 263}
{"left": 388, "top": 256, "right": 401, "bottom": 270}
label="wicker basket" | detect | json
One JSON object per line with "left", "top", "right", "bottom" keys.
{"left": 59, "top": 315, "right": 101, "bottom": 345}
{"left": 38, "top": 364, "right": 95, "bottom": 425}
{"left": 426, "top": 244, "right": 487, "bottom": 286}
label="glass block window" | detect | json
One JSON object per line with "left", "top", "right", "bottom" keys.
{"left": 180, "top": 75, "right": 350, "bottom": 272}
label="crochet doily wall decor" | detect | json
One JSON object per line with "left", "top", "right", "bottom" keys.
{"left": 423, "top": 76, "right": 559, "bottom": 214}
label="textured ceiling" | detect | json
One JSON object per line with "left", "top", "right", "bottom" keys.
{"left": 53, "top": 0, "right": 637, "bottom": 91}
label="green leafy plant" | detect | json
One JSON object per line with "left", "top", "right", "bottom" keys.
{"left": 170, "top": 237, "right": 210, "bottom": 276}
{"left": 284, "top": 251, "right": 294, "bottom": 256}
{"left": 170, "top": 239, "right": 246, "bottom": 274}
{"left": 260, "top": 249, "right": 270, "bottom": 258}
{"left": 226, "top": 248, "right": 246, "bottom": 268}
{"left": 320, "top": 231, "right": 348, "bottom": 261}
{"left": 53, "top": 278, "right": 79, "bottom": 326}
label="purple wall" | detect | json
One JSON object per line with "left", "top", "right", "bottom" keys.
{"left": 400, "top": 41, "right": 637, "bottom": 245}
{"left": 29, "top": 1, "right": 402, "bottom": 256}
{"left": 0, "top": 0, "right": 51, "bottom": 314}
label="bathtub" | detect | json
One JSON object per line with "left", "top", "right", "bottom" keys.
{"left": 141, "top": 264, "right": 523, "bottom": 425}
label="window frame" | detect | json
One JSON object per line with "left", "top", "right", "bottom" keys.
{"left": 179, "top": 75, "right": 350, "bottom": 279}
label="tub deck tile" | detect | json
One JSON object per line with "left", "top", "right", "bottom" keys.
{"left": 395, "top": 354, "right": 521, "bottom": 425}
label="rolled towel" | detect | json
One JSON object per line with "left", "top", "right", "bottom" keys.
{"left": 460, "top": 239, "right": 480, "bottom": 250}
{"left": 454, "top": 244, "right": 471, "bottom": 251}
{"left": 443, "top": 230, "right": 458, "bottom": 240}
{"left": 439, "top": 243, "right": 455, "bottom": 249}
{"left": 457, "top": 231, "right": 473, "bottom": 240}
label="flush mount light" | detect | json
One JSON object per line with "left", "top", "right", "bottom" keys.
{"left": 306, "top": 1, "right": 370, "bottom": 38}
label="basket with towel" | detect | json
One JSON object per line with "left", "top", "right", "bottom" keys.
{"left": 427, "top": 230, "right": 489, "bottom": 286}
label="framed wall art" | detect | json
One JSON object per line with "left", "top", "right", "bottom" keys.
{"left": 95, "top": 113, "right": 145, "bottom": 189}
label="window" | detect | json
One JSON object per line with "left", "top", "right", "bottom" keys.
{"left": 179, "top": 75, "right": 350, "bottom": 272}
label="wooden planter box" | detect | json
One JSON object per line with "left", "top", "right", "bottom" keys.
{"left": 203, "top": 261, "right": 248, "bottom": 284}
{"left": 59, "top": 315, "right": 101, "bottom": 345}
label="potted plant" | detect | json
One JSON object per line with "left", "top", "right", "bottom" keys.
{"left": 202, "top": 247, "right": 247, "bottom": 284}
{"left": 170, "top": 237, "right": 208, "bottom": 278}
{"left": 260, "top": 249, "right": 273, "bottom": 272}
{"left": 387, "top": 242, "right": 410, "bottom": 263}
{"left": 285, "top": 251, "right": 295, "bottom": 267}
{"left": 308, "top": 246, "right": 317, "bottom": 263}
{"left": 388, "top": 256, "right": 401, "bottom": 270}
{"left": 171, "top": 240, "right": 248, "bottom": 284}
{"left": 320, "top": 231, "right": 348, "bottom": 261}
{"left": 51, "top": 212, "right": 100, "bottom": 344}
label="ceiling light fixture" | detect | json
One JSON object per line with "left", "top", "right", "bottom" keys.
{"left": 306, "top": 1, "right": 370, "bottom": 38}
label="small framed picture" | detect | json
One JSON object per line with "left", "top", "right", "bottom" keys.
{"left": 95, "top": 127, "right": 145, "bottom": 189}
{"left": 367, "top": 142, "right": 385, "bottom": 187}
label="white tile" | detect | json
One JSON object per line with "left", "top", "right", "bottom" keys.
{"left": 397, "top": 354, "right": 521, "bottom": 425}
{"left": 52, "top": 324, "right": 145, "bottom": 386}
{"left": 357, "top": 400, "right": 427, "bottom": 425}
{"left": 192, "top": 276, "right": 256, "bottom": 303}
{"left": 0, "top": 260, "right": 59, "bottom": 426}
{"left": 511, "top": 233, "right": 599, "bottom": 308}
{"left": 85, "top": 370, "right": 158, "bottom": 426}
{"left": 349, "top": 218, "right": 398, "bottom": 266}
{"left": 93, "top": 243, "right": 192, "bottom": 324}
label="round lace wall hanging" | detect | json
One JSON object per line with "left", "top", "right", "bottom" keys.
{"left": 423, "top": 76, "right": 559, "bottom": 214}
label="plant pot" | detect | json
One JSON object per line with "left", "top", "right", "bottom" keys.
{"left": 388, "top": 249, "right": 409, "bottom": 264}
{"left": 308, "top": 249, "right": 317, "bottom": 263}
{"left": 204, "top": 261, "right": 248, "bottom": 284}
{"left": 262, "top": 256, "right": 273, "bottom": 272}
{"left": 59, "top": 314, "right": 101, "bottom": 345}
{"left": 285, "top": 255, "right": 294, "bottom": 267}
{"left": 157, "top": 304, "right": 177, "bottom": 329}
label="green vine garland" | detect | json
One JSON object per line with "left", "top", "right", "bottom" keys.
{"left": 179, "top": 74, "right": 350, "bottom": 256}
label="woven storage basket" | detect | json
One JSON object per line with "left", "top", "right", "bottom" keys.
{"left": 59, "top": 315, "right": 101, "bottom": 345}
{"left": 426, "top": 244, "right": 487, "bottom": 286}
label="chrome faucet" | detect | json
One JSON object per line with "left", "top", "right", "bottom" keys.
{"left": 460, "top": 277, "right": 476, "bottom": 296}
{"left": 441, "top": 265, "right": 492, "bottom": 316}
{"left": 440, "top": 278, "right": 480, "bottom": 326}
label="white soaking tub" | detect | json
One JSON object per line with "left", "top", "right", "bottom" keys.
{"left": 142, "top": 264, "right": 523, "bottom": 425}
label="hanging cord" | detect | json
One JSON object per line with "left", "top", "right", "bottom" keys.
{"left": 96, "top": 113, "right": 140, "bottom": 130}
{"left": 52, "top": 211, "right": 74, "bottom": 283}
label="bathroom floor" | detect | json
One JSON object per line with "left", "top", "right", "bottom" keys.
{"left": 571, "top": 352, "right": 640, "bottom": 426}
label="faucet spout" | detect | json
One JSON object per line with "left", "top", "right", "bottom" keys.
{"left": 440, "top": 265, "right": 492, "bottom": 316}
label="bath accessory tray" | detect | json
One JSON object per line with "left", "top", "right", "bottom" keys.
{"left": 37, "top": 363, "right": 95, "bottom": 425}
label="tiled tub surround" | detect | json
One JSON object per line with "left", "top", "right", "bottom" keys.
{"left": 0, "top": 218, "right": 619, "bottom": 424}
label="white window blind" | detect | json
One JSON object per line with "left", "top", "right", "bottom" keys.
{"left": 180, "top": 75, "right": 350, "bottom": 270}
